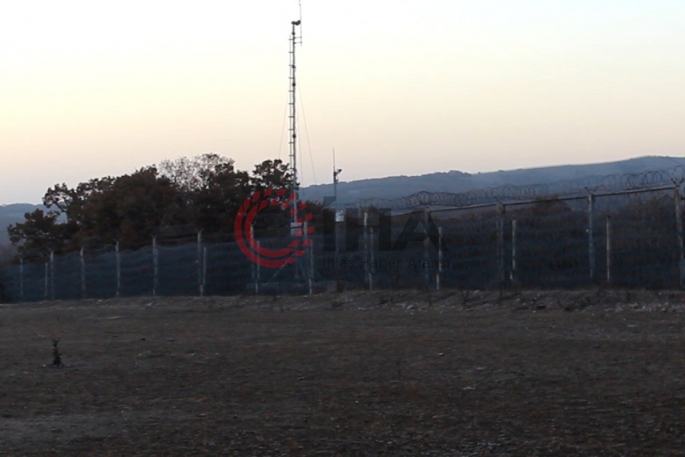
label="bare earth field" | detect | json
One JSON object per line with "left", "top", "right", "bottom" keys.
{"left": 1, "top": 289, "right": 685, "bottom": 456}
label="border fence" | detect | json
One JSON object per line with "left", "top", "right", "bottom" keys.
{"left": 2, "top": 170, "right": 685, "bottom": 302}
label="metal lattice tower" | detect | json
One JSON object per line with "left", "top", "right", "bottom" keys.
{"left": 289, "top": 18, "right": 302, "bottom": 229}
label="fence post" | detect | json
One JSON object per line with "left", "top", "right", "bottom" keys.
{"left": 436, "top": 226, "right": 443, "bottom": 290}
{"left": 19, "top": 256, "right": 24, "bottom": 302}
{"left": 202, "top": 246, "right": 207, "bottom": 297}
{"left": 44, "top": 261, "right": 49, "bottom": 300}
{"left": 606, "top": 216, "right": 612, "bottom": 286}
{"left": 675, "top": 185, "right": 685, "bottom": 289}
{"left": 424, "top": 208, "right": 431, "bottom": 286}
{"left": 49, "top": 250, "right": 55, "bottom": 300}
{"left": 197, "top": 231, "right": 203, "bottom": 296}
{"left": 255, "top": 227, "right": 261, "bottom": 295}
{"left": 80, "top": 247, "right": 86, "bottom": 299}
{"left": 368, "top": 216, "right": 375, "bottom": 292}
{"left": 251, "top": 262, "right": 257, "bottom": 294}
{"left": 497, "top": 204, "right": 506, "bottom": 286}
{"left": 305, "top": 220, "right": 313, "bottom": 295}
{"left": 334, "top": 205, "right": 342, "bottom": 292}
{"left": 250, "top": 226, "right": 259, "bottom": 295}
{"left": 588, "top": 194, "right": 596, "bottom": 283}
{"left": 510, "top": 219, "right": 517, "bottom": 284}
{"left": 250, "top": 256, "right": 256, "bottom": 293}
{"left": 152, "top": 237, "right": 158, "bottom": 297}
{"left": 363, "top": 209, "right": 370, "bottom": 289}
{"left": 257, "top": 251, "right": 262, "bottom": 295}
{"left": 115, "top": 241, "right": 121, "bottom": 297}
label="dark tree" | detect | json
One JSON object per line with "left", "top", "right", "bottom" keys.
{"left": 7, "top": 209, "right": 66, "bottom": 261}
{"left": 7, "top": 154, "right": 297, "bottom": 253}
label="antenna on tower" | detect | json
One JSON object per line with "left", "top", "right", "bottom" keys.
{"left": 333, "top": 147, "right": 342, "bottom": 217}
{"left": 333, "top": 148, "right": 342, "bottom": 202}
{"left": 298, "top": 0, "right": 303, "bottom": 43}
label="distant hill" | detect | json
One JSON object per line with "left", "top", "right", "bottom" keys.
{"left": 300, "top": 156, "right": 685, "bottom": 205}
{"left": 0, "top": 204, "right": 42, "bottom": 245}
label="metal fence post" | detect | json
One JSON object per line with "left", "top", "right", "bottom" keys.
{"left": 588, "top": 194, "right": 596, "bottom": 283}
{"left": 49, "top": 250, "right": 55, "bottom": 300}
{"left": 511, "top": 219, "right": 517, "bottom": 284}
{"left": 255, "top": 244, "right": 262, "bottom": 294}
{"left": 334, "top": 205, "right": 342, "bottom": 292}
{"left": 152, "top": 237, "right": 158, "bottom": 297}
{"left": 305, "top": 220, "right": 313, "bottom": 295}
{"left": 250, "top": 226, "right": 260, "bottom": 295}
{"left": 197, "top": 231, "right": 203, "bottom": 296}
{"left": 368, "top": 217, "right": 375, "bottom": 292}
{"left": 606, "top": 216, "right": 612, "bottom": 286}
{"left": 436, "top": 226, "right": 443, "bottom": 290}
{"left": 363, "top": 209, "right": 370, "bottom": 289}
{"left": 44, "top": 261, "right": 49, "bottom": 301}
{"left": 251, "top": 262, "right": 257, "bottom": 294}
{"left": 19, "top": 256, "right": 24, "bottom": 302}
{"left": 202, "top": 246, "right": 207, "bottom": 297}
{"left": 497, "top": 204, "right": 506, "bottom": 286}
{"left": 675, "top": 185, "right": 685, "bottom": 289}
{"left": 424, "top": 208, "right": 430, "bottom": 286}
{"left": 115, "top": 241, "right": 121, "bottom": 297}
{"left": 80, "top": 247, "right": 86, "bottom": 299}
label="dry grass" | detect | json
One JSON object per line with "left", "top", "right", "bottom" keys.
{"left": 1, "top": 290, "right": 685, "bottom": 456}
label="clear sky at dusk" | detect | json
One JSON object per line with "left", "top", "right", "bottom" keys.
{"left": 1, "top": 0, "right": 684, "bottom": 204}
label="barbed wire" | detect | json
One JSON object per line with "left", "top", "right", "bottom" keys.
{"left": 350, "top": 166, "right": 685, "bottom": 210}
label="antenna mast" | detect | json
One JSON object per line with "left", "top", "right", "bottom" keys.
{"left": 333, "top": 148, "right": 342, "bottom": 207}
{"left": 289, "top": 7, "right": 302, "bottom": 228}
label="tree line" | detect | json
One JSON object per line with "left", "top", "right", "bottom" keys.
{"left": 8, "top": 154, "right": 297, "bottom": 261}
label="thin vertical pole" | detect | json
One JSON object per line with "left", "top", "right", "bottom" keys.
{"left": 675, "top": 185, "right": 685, "bottom": 289}
{"left": 311, "top": 222, "right": 316, "bottom": 295}
{"left": 306, "top": 220, "right": 313, "bottom": 295}
{"left": 44, "top": 262, "right": 48, "bottom": 301}
{"left": 257, "top": 251, "right": 262, "bottom": 293}
{"left": 202, "top": 246, "right": 207, "bottom": 296}
{"left": 333, "top": 150, "right": 342, "bottom": 292}
{"left": 606, "top": 216, "right": 612, "bottom": 286}
{"left": 197, "top": 231, "right": 203, "bottom": 296}
{"left": 363, "top": 209, "right": 369, "bottom": 288}
{"left": 250, "top": 229, "right": 256, "bottom": 294}
{"left": 588, "top": 195, "right": 596, "bottom": 283}
{"left": 49, "top": 250, "right": 55, "bottom": 300}
{"left": 424, "top": 208, "right": 430, "bottom": 286}
{"left": 497, "top": 204, "right": 506, "bottom": 286}
{"left": 251, "top": 259, "right": 256, "bottom": 294}
{"left": 436, "top": 226, "right": 443, "bottom": 290}
{"left": 334, "top": 212, "right": 341, "bottom": 292}
{"left": 115, "top": 241, "right": 121, "bottom": 297}
{"left": 19, "top": 256, "right": 24, "bottom": 302}
{"left": 152, "top": 237, "right": 158, "bottom": 297}
{"left": 80, "top": 247, "right": 86, "bottom": 299}
{"left": 250, "top": 226, "right": 259, "bottom": 295}
{"left": 511, "top": 219, "right": 517, "bottom": 284}
{"left": 368, "top": 219, "right": 374, "bottom": 292}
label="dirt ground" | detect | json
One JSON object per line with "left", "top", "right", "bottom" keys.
{"left": 1, "top": 289, "right": 685, "bottom": 456}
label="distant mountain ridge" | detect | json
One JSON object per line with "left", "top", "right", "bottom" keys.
{"left": 0, "top": 204, "right": 43, "bottom": 245}
{"left": 300, "top": 156, "right": 685, "bottom": 205}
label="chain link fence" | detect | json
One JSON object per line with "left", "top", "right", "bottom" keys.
{"left": 2, "top": 184, "right": 685, "bottom": 302}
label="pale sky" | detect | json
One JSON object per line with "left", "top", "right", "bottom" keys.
{"left": 1, "top": 0, "right": 684, "bottom": 204}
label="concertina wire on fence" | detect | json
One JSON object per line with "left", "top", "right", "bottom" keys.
{"left": 2, "top": 166, "right": 685, "bottom": 301}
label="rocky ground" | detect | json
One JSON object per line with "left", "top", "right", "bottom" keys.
{"left": 1, "top": 289, "right": 685, "bottom": 456}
